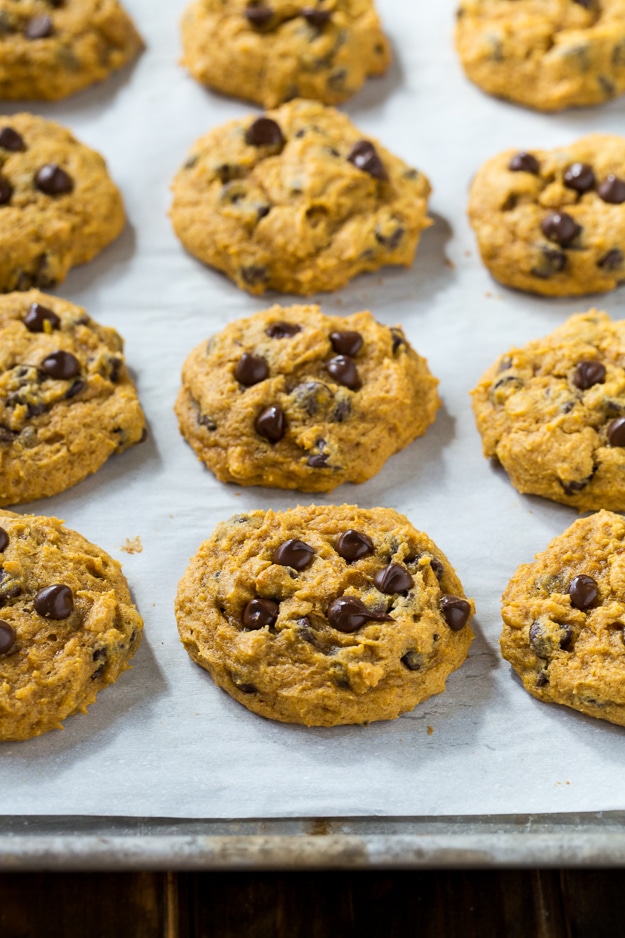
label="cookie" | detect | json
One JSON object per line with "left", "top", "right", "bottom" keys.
{"left": 455, "top": 1, "right": 625, "bottom": 112}
{"left": 468, "top": 135, "right": 625, "bottom": 297}
{"left": 502, "top": 510, "right": 625, "bottom": 727}
{"left": 175, "top": 505, "right": 474, "bottom": 727}
{"left": 181, "top": 0, "right": 390, "bottom": 108}
{"left": 170, "top": 99, "right": 431, "bottom": 296}
{"left": 0, "top": 290, "right": 146, "bottom": 507}
{"left": 0, "top": 0, "right": 143, "bottom": 101}
{"left": 0, "top": 509, "right": 143, "bottom": 741}
{"left": 0, "top": 113, "right": 125, "bottom": 293}
{"left": 470, "top": 310, "right": 625, "bottom": 511}
{"left": 175, "top": 304, "right": 440, "bottom": 492}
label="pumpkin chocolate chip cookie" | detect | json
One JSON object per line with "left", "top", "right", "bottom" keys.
{"left": 502, "top": 510, "right": 625, "bottom": 727}
{"left": 456, "top": 0, "right": 625, "bottom": 112}
{"left": 0, "top": 509, "right": 143, "bottom": 741}
{"left": 0, "top": 290, "right": 146, "bottom": 507}
{"left": 170, "top": 99, "right": 431, "bottom": 296}
{"left": 181, "top": 0, "right": 390, "bottom": 108}
{"left": 175, "top": 304, "right": 440, "bottom": 492}
{"left": 175, "top": 505, "right": 474, "bottom": 726}
{"left": 0, "top": 0, "right": 143, "bottom": 101}
{"left": 468, "top": 134, "right": 625, "bottom": 297}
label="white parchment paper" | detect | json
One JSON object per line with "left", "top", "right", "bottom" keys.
{"left": 1, "top": 0, "right": 625, "bottom": 819}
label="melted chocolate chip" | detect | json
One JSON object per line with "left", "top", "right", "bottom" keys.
{"left": 41, "top": 351, "right": 80, "bottom": 380}
{"left": 508, "top": 152, "right": 539, "bottom": 174}
{"left": 563, "top": 162, "right": 595, "bottom": 193}
{"left": 245, "top": 117, "right": 284, "bottom": 148}
{"left": 608, "top": 417, "right": 625, "bottom": 446}
{"left": 440, "top": 595, "right": 471, "bottom": 631}
{"left": 326, "top": 356, "right": 361, "bottom": 390}
{"left": 327, "top": 596, "right": 393, "bottom": 633}
{"left": 598, "top": 174, "right": 625, "bottom": 205}
{"left": 35, "top": 164, "right": 74, "bottom": 196}
{"left": 598, "top": 249, "right": 624, "bottom": 271}
{"left": 373, "top": 563, "right": 413, "bottom": 595}
{"left": 245, "top": 5, "right": 273, "bottom": 27}
{"left": 25, "top": 14, "right": 53, "bottom": 39}
{"left": 401, "top": 651, "right": 422, "bottom": 671}
{"left": 0, "top": 176, "right": 12, "bottom": 206}
{"left": 541, "top": 211, "right": 580, "bottom": 246}
{"left": 255, "top": 405, "right": 286, "bottom": 442}
{"left": 0, "top": 621, "right": 15, "bottom": 655}
{"left": 347, "top": 141, "right": 388, "bottom": 181}
{"left": 266, "top": 322, "right": 301, "bottom": 338}
{"left": 24, "top": 302, "right": 60, "bottom": 333}
{"left": 573, "top": 360, "right": 606, "bottom": 390}
{"left": 569, "top": 575, "right": 598, "bottom": 610}
{"left": 330, "top": 331, "right": 363, "bottom": 357}
{"left": 0, "top": 529, "right": 7, "bottom": 552}
{"left": 242, "top": 597, "right": 279, "bottom": 630}
{"left": 302, "top": 7, "right": 331, "bottom": 26}
{"left": 0, "top": 127, "right": 26, "bottom": 152}
{"left": 273, "top": 539, "right": 315, "bottom": 570}
{"left": 336, "top": 530, "right": 374, "bottom": 562}
{"left": 235, "top": 353, "right": 269, "bottom": 387}
{"left": 34, "top": 584, "right": 73, "bottom": 620}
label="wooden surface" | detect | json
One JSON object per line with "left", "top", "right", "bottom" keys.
{"left": 0, "top": 871, "right": 623, "bottom": 937}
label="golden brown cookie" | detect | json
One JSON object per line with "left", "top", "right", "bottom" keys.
{"left": 170, "top": 99, "right": 431, "bottom": 296}
{"left": 0, "top": 290, "right": 146, "bottom": 507}
{"left": 0, "top": 113, "right": 125, "bottom": 293}
{"left": 456, "top": 0, "right": 625, "bottom": 112}
{"left": 175, "top": 505, "right": 474, "bottom": 726}
{"left": 175, "top": 304, "right": 440, "bottom": 492}
{"left": 502, "top": 510, "right": 625, "bottom": 727}
{"left": 181, "top": 0, "right": 390, "bottom": 108}
{"left": 0, "top": 0, "right": 143, "bottom": 101}
{"left": 468, "top": 135, "right": 625, "bottom": 297}
{"left": 0, "top": 509, "right": 143, "bottom": 741}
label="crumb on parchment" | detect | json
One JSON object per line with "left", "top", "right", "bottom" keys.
{"left": 121, "top": 536, "right": 143, "bottom": 554}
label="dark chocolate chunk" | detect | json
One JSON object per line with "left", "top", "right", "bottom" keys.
{"left": 0, "top": 127, "right": 26, "bottom": 152}
{"left": 347, "top": 141, "right": 388, "bottom": 181}
{"left": 0, "top": 529, "right": 7, "bottom": 552}
{"left": 245, "top": 117, "right": 284, "bottom": 148}
{"left": 35, "top": 164, "right": 74, "bottom": 196}
{"left": 235, "top": 353, "right": 269, "bottom": 387}
{"left": 245, "top": 5, "right": 273, "bottom": 27}
{"left": 34, "top": 584, "right": 73, "bottom": 620}
{"left": 24, "top": 302, "right": 60, "bottom": 333}
{"left": 563, "top": 162, "right": 595, "bottom": 193}
{"left": 401, "top": 651, "right": 422, "bottom": 671}
{"left": 598, "top": 249, "right": 624, "bottom": 271}
{"left": 598, "top": 174, "right": 625, "bottom": 205}
{"left": 0, "top": 176, "right": 12, "bottom": 206}
{"left": 255, "top": 405, "right": 286, "bottom": 443}
{"left": 532, "top": 247, "right": 567, "bottom": 279}
{"left": 327, "top": 596, "right": 393, "bottom": 633}
{"left": 40, "top": 351, "right": 80, "bottom": 380}
{"left": 373, "top": 563, "right": 413, "bottom": 594}
{"left": 266, "top": 321, "right": 301, "bottom": 338}
{"left": 302, "top": 7, "right": 331, "bottom": 27}
{"left": 540, "top": 211, "right": 580, "bottom": 246}
{"left": 573, "top": 360, "right": 606, "bottom": 390}
{"left": 608, "top": 417, "right": 625, "bottom": 446}
{"left": 242, "top": 597, "right": 279, "bottom": 630}
{"left": 568, "top": 574, "right": 599, "bottom": 610}
{"left": 440, "top": 595, "right": 471, "bottom": 631}
{"left": 25, "top": 14, "right": 53, "bottom": 39}
{"left": 0, "top": 621, "right": 15, "bottom": 655}
{"left": 326, "top": 355, "right": 360, "bottom": 390}
{"left": 273, "top": 539, "right": 315, "bottom": 570}
{"left": 508, "top": 152, "right": 539, "bottom": 174}
{"left": 336, "top": 530, "right": 374, "bottom": 562}
{"left": 330, "top": 331, "right": 363, "bottom": 357}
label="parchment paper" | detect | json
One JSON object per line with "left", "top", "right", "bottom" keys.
{"left": 1, "top": 0, "right": 625, "bottom": 819}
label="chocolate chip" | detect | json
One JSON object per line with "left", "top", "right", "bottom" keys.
{"left": 327, "top": 596, "right": 393, "bottom": 633}
{"left": 25, "top": 14, "right": 53, "bottom": 39}
{"left": 34, "top": 584, "right": 73, "bottom": 620}
{"left": 0, "top": 127, "right": 26, "bottom": 152}
{"left": 532, "top": 247, "right": 567, "bottom": 279}
{"left": 375, "top": 226, "right": 404, "bottom": 250}
{"left": 326, "top": 356, "right": 360, "bottom": 390}
{"left": 337, "top": 530, "right": 374, "bottom": 562}
{"left": 35, "top": 164, "right": 74, "bottom": 196}
{"left": 0, "top": 529, "right": 7, "bottom": 552}
{"left": 245, "top": 5, "right": 273, "bottom": 27}
{"left": 41, "top": 351, "right": 80, "bottom": 380}
{"left": 235, "top": 353, "right": 269, "bottom": 387}
{"left": 65, "top": 379, "right": 86, "bottom": 399}
{"left": 24, "top": 302, "right": 60, "bottom": 333}
{"left": 440, "top": 595, "right": 471, "bottom": 631}
{"left": 536, "top": 672, "right": 549, "bottom": 688}
{"left": 255, "top": 405, "right": 286, "bottom": 443}
{"left": 541, "top": 211, "right": 580, "bottom": 246}
{"left": 508, "top": 152, "right": 540, "bottom": 174}
{"left": 608, "top": 417, "right": 625, "bottom": 446}
{"left": 347, "top": 141, "right": 388, "bottom": 181}
{"left": 93, "top": 647, "right": 107, "bottom": 661}
{"left": 563, "top": 162, "right": 595, "bottom": 193}
{"left": 245, "top": 117, "right": 284, "bottom": 148}
{"left": 241, "top": 265, "right": 268, "bottom": 287}
{"left": 0, "top": 621, "right": 15, "bottom": 655}
{"left": 390, "top": 328, "right": 406, "bottom": 354}
{"left": 401, "top": 651, "right": 422, "bottom": 671}
{"left": 302, "top": 7, "right": 331, "bottom": 26}
{"left": 598, "top": 175, "right": 625, "bottom": 205}
{"left": 273, "top": 539, "right": 315, "bottom": 570}
{"left": 0, "top": 176, "right": 12, "bottom": 206}
{"left": 569, "top": 575, "right": 598, "bottom": 610}
{"left": 266, "top": 322, "right": 301, "bottom": 338}
{"left": 333, "top": 400, "right": 350, "bottom": 422}
{"left": 307, "top": 453, "right": 329, "bottom": 468}
{"left": 330, "top": 331, "right": 363, "bottom": 357}
{"left": 373, "top": 563, "right": 413, "bottom": 594}
{"left": 573, "top": 360, "right": 606, "bottom": 390}
{"left": 242, "top": 597, "right": 279, "bottom": 630}
{"left": 429, "top": 556, "right": 444, "bottom": 579}
{"left": 598, "top": 249, "right": 624, "bottom": 271}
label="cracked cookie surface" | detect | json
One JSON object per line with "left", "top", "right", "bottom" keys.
{"left": 502, "top": 511, "right": 625, "bottom": 726}
{"left": 170, "top": 99, "right": 431, "bottom": 296}
{"left": 0, "top": 290, "right": 145, "bottom": 507}
{"left": 471, "top": 310, "right": 625, "bottom": 511}
{"left": 0, "top": 509, "right": 143, "bottom": 741}
{"left": 456, "top": 0, "right": 625, "bottom": 112}
{"left": 0, "top": 0, "right": 143, "bottom": 101}
{"left": 181, "top": 0, "right": 390, "bottom": 108}
{"left": 175, "top": 505, "right": 474, "bottom": 726}
{"left": 468, "top": 135, "right": 625, "bottom": 297}
{"left": 175, "top": 304, "right": 440, "bottom": 493}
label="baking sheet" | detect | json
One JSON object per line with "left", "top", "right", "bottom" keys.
{"left": 1, "top": 0, "right": 625, "bottom": 819}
